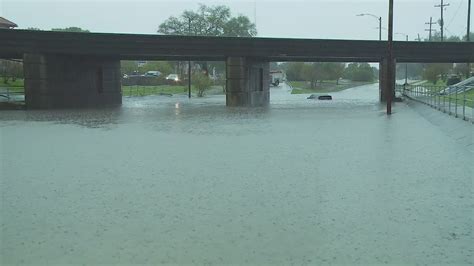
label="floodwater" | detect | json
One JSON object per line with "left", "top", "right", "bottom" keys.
{"left": 1, "top": 83, "right": 473, "bottom": 265}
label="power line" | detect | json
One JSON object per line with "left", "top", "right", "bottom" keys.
{"left": 446, "top": 0, "right": 464, "bottom": 29}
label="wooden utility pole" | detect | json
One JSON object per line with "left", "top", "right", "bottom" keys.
{"left": 387, "top": 0, "right": 394, "bottom": 115}
{"left": 188, "top": 17, "right": 192, "bottom": 98}
{"left": 468, "top": 0, "right": 472, "bottom": 77}
{"left": 435, "top": 0, "right": 450, "bottom": 41}
{"left": 425, "top": 17, "right": 436, "bottom": 41}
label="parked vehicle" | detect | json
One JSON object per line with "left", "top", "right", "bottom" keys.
{"left": 166, "top": 74, "right": 180, "bottom": 82}
{"left": 144, "top": 71, "right": 161, "bottom": 77}
{"left": 270, "top": 70, "right": 286, "bottom": 86}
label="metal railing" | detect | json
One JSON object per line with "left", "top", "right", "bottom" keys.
{"left": 399, "top": 84, "right": 474, "bottom": 123}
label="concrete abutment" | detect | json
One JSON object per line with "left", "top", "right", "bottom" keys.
{"left": 23, "top": 54, "right": 122, "bottom": 109}
{"left": 226, "top": 57, "right": 270, "bottom": 107}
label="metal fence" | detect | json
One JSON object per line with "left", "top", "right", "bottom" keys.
{"left": 398, "top": 84, "right": 474, "bottom": 123}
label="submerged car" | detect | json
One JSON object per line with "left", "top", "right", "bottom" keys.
{"left": 307, "top": 94, "right": 332, "bottom": 100}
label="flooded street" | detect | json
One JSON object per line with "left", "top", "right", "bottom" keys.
{"left": 1, "top": 83, "right": 473, "bottom": 265}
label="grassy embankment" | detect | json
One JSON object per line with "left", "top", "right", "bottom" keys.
{"left": 416, "top": 80, "right": 474, "bottom": 108}
{"left": 289, "top": 80, "right": 375, "bottom": 94}
{"left": 0, "top": 79, "right": 24, "bottom": 92}
{"left": 122, "top": 85, "right": 225, "bottom": 97}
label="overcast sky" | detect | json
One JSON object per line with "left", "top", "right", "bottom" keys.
{"left": 1, "top": 0, "right": 471, "bottom": 41}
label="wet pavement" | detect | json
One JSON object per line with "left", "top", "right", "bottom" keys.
{"left": 1, "top": 83, "right": 473, "bottom": 265}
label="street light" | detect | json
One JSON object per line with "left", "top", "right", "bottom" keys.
{"left": 357, "top": 13, "right": 382, "bottom": 41}
{"left": 395, "top": 33, "right": 409, "bottom": 85}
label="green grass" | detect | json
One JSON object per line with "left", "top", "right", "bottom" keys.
{"left": 0, "top": 79, "right": 24, "bottom": 92}
{"left": 444, "top": 90, "right": 474, "bottom": 108}
{"left": 404, "top": 84, "right": 474, "bottom": 108}
{"left": 122, "top": 85, "right": 192, "bottom": 96}
{"left": 122, "top": 85, "right": 225, "bottom": 97}
{"left": 289, "top": 80, "right": 374, "bottom": 95}
{"left": 420, "top": 79, "right": 448, "bottom": 87}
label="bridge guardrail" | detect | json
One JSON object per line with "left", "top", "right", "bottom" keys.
{"left": 398, "top": 84, "right": 473, "bottom": 123}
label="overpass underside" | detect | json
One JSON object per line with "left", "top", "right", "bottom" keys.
{"left": 21, "top": 54, "right": 271, "bottom": 109}
{"left": 2, "top": 29, "right": 472, "bottom": 109}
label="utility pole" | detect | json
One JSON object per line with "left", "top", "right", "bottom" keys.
{"left": 387, "top": 0, "right": 394, "bottom": 115}
{"left": 425, "top": 17, "right": 436, "bottom": 41}
{"left": 188, "top": 17, "right": 192, "bottom": 98}
{"left": 405, "top": 35, "right": 408, "bottom": 85}
{"left": 468, "top": 0, "right": 471, "bottom": 77}
{"left": 435, "top": 0, "right": 450, "bottom": 41}
{"left": 468, "top": 0, "right": 472, "bottom": 42}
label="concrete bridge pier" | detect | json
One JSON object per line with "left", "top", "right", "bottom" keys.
{"left": 23, "top": 54, "right": 122, "bottom": 109}
{"left": 379, "top": 57, "right": 396, "bottom": 102}
{"left": 226, "top": 57, "right": 270, "bottom": 107}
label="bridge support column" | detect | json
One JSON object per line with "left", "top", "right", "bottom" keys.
{"left": 379, "top": 57, "right": 395, "bottom": 102}
{"left": 226, "top": 57, "right": 269, "bottom": 107}
{"left": 24, "top": 54, "right": 122, "bottom": 109}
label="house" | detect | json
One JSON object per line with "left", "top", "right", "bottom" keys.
{"left": 0, "top": 17, "right": 18, "bottom": 29}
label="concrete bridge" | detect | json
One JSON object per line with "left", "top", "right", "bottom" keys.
{"left": 1, "top": 29, "right": 473, "bottom": 109}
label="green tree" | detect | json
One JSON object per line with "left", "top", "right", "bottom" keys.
{"left": 158, "top": 4, "right": 256, "bottom": 37}
{"left": 158, "top": 4, "right": 256, "bottom": 77}
{"left": 342, "top": 63, "right": 374, "bottom": 82}
{"left": 0, "top": 59, "right": 23, "bottom": 84}
{"left": 321, "top": 63, "right": 345, "bottom": 84}
{"left": 283, "top": 62, "right": 305, "bottom": 81}
{"left": 51, "top": 27, "right": 89, "bottom": 33}
{"left": 426, "top": 32, "right": 462, "bottom": 42}
{"left": 422, "top": 63, "right": 453, "bottom": 84}
{"left": 462, "top": 32, "right": 474, "bottom": 42}
{"left": 301, "top": 63, "right": 324, "bottom": 89}
{"left": 192, "top": 72, "right": 213, "bottom": 97}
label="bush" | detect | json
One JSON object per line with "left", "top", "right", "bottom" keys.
{"left": 192, "top": 73, "right": 212, "bottom": 97}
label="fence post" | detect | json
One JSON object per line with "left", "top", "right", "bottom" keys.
{"left": 462, "top": 85, "right": 466, "bottom": 120}
{"left": 455, "top": 88, "right": 458, "bottom": 118}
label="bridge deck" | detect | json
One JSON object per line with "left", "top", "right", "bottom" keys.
{"left": 1, "top": 29, "right": 473, "bottom": 62}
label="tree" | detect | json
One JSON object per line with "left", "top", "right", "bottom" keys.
{"left": 422, "top": 63, "right": 453, "bottom": 84}
{"left": 426, "top": 32, "right": 462, "bottom": 42}
{"left": 463, "top": 32, "right": 474, "bottom": 42}
{"left": 158, "top": 4, "right": 256, "bottom": 77}
{"left": 342, "top": 63, "right": 374, "bottom": 82}
{"left": 283, "top": 62, "right": 305, "bottom": 81}
{"left": 51, "top": 27, "right": 89, "bottom": 33}
{"left": 0, "top": 59, "right": 23, "bottom": 84}
{"left": 192, "top": 72, "right": 213, "bottom": 97}
{"left": 301, "top": 63, "right": 324, "bottom": 89}
{"left": 321, "top": 63, "right": 345, "bottom": 84}
{"left": 158, "top": 4, "right": 256, "bottom": 37}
